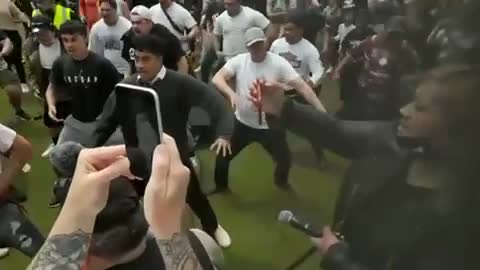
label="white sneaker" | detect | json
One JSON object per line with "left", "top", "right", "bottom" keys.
{"left": 0, "top": 248, "right": 9, "bottom": 259}
{"left": 214, "top": 225, "right": 231, "bottom": 248}
{"left": 21, "top": 83, "right": 30, "bottom": 94}
{"left": 190, "top": 155, "right": 201, "bottom": 174}
{"left": 22, "top": 163, "right": 31, "bottom": 173}
{"left": 42, "top": 143, "right": 55, "bottom": 158}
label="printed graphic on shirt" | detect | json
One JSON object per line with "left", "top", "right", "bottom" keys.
{"left": 104, "top": 36, "right": 123, "bottom": 51}
{"left": 279, "top": 51, "right": 301, "bottom": 69}
{"left": 63, "top": 70, "right": 99, "bottom": 86}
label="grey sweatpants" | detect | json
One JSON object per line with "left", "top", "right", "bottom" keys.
{"left": 57, "top": 115, "right": 124, "bottom": 147}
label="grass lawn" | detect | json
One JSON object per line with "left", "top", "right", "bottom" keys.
{"left": 1, "top": 81, "right": 347, "bottom": 270}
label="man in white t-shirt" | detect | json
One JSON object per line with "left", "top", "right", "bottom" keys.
{"left": 89, "top": 0, "right": 132, "bottom": 77}
{"left": 150, "top": 0, "right": 199, "bottom": 52}
{"left": 270, "top": 9, "right": 324, "bottom": 92}
{"left": 213, "top": 0, "right": 271, "bottom": 61}
{"left": 0, "top": 124, "right": 44, "bottom": 259}
{"left": 210, "top": 27, "right": 325, "bottom": 194}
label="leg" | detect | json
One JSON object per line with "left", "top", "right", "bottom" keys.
{"left": 4, "top": 31, "right": 26, "bottom": 83}
{"left": 0, "top": 203, "right": 45, "bottom": 258}
{"left": 184, "top": 159, "right": 218, "bottom": 235}
{"left": 213, "top": 120, "right": 254, "bottom": 191}
{"left": 258, "top": 129, "right": 292, "bottom": 188}
{"left": 0, "top": 70, "right": 30, "bottom": 120}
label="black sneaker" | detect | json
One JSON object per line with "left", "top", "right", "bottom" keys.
{"left": 15, "top": 110, "right": 32, "bottom": 121}
{"left": 48, "top": 196, "right": 61, "bottom": 208}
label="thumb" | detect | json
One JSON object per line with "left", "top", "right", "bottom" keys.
{"left": 150, "top": 144, "right": 170, "bottom": 186}
{"left": 323, "top": 226, "right": 333, "bottom": 236}
{"left": 94, "top": 156, "right": 131, "bottom": 183}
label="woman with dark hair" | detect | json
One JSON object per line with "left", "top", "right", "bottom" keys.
{"left": 252, "top": 64, "right": 480, "bottom": 270}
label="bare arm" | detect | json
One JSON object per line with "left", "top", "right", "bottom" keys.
{"left": 8, "top": 2, "right": 30, "bottom": 24}
{"left": 212, "top": 67, "right": 236, "bottom": 99}
{"left": 45, "top": 83, "right": 57, "bottom": 107}
{"left": 156, "top": 234, "right": 204, "bottom": 270}
{"left": 177, "top": 56, "right": 189, "bottom": 74}
{"left": 186, "top": 25, "right": 200, "bottom": 41}
{"left": 0, "top": 134, "right": 32, "bottom": 195}
{"left": 287, "top": 77, "right": 326, "bottom": 112}
{"left": 121, "top": 1, "right": 130, "bottom": 19}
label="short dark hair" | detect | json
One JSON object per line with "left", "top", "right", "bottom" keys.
{"left": 90, "top": 177, "right": 149, "bottom": 259}
{"left": 59, "top": 20, "right": 88, "bottom": 38}
{"left": 99, "top": 0, "right": 118, "bottom": 10}
{"left": 132, "top": 34, "right": 166, "bottom": 57}
{"left": 286, "top": 9, "right": 307, "bottom": 29}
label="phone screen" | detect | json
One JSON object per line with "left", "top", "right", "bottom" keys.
{"left": 114, "top": 84, "right": 163, "bottom": 185}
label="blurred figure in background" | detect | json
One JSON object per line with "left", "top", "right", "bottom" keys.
{"left": 32, "top": 0, "right": 78, "bottom": 29}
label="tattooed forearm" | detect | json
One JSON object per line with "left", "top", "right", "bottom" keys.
{"left": 27, "top": 229, "right": 91, "bottom": 270}
{"left": 157, "top": 233, "right": 203, "bottom": 270}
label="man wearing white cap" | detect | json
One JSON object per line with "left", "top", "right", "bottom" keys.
{"left": 210, "top": 27, "right": 325, "bottom": 194}
{"left": 121, "top": 5, "right": 189, "bottom": 74}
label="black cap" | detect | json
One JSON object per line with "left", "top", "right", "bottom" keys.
{"left": 31, "top": 15, "right": 54, "bottom": 33}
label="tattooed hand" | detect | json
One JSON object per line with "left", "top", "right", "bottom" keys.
{"left": 157, "top": 233, "right": 203, "bottom": 270}
{"left": 27, "top": 230, "right": 90, "bottom": 270}
{"left": 27, "top": 145, "right": 134, "bottom": 270}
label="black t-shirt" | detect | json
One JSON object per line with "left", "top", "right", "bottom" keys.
{"left": 121, "top": 24, "right": 185, "bottom": 73}
{"left": 107, "top": 237, "right": 165, "bottom": 270}
{"left": 49, "top": 52, "right": 121, "bottom": 122}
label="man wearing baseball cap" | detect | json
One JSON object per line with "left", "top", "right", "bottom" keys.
{"left": 210, "top": 27, "right": 325, "bottom": 194}
{"left": 121, "top": 5, "right": 188, "bottom": 74}
{"left": 24, "top": 15, "right": 69, "bottom": 160}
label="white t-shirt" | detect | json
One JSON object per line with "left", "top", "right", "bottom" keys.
{"left": 39, "top": 39, "right": 62, "bottom": 69}
{"left": 0, "top": 124, "right": 16, "bottom": 173}
{"left": 223, "top": 52, "right": 299, "bottom": 129}
{"left": 88, "top": 16, "right": 132, "bottom": 76}
{"left": 150, "top": 2, "right": 197, "bottom": 52}
{"left": 270, "top": 37, "right": 324, "bottom": 84}
{"left": 214, "top": 6, "right": 270, "bottom": 60}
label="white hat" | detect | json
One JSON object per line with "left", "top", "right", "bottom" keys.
{"left": 244, "top": 27, "right": 266, "bottom": 47}
{"left": 130, "top": 5, "right": 152, "bottom": 21}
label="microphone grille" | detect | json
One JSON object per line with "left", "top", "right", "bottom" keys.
{"left": 278, "top": 210, "right": 293, "bottom": 223}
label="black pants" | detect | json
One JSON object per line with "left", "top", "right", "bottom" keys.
{"left": 3, "top": 30, "right": 26, "bottom": 83}
{"left": 0, "top": 202, "right": 45, "bottom": 257}
{"left": 184, "top": 156, "right": 218, "bottom": 235}
{"left": 214, "top": 119, "right": 291, "bottom": 189}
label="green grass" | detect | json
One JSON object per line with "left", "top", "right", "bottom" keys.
{"left": 0, "top": 81, "right": 346, "bottom": 270}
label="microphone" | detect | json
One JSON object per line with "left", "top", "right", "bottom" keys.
{"left": 49, "top": 142, "right": 85, "bottom": 177}
{"left": 278, "top": 210, "right": 322, "bottom": 238}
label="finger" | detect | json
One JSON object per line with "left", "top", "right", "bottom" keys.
{"left": 93, "top": 156, "right": 131, "bottom": 183}
{"left": 163, "top": 134, "right": 183, "bottom": 165}
{"left": 222, "top": 144, "right": 226, "bottom": 157}
{"left": 323, "top": 226, "right": 332, "bottom": 236}
{"left": 209, "top": 141, "right": 217, "bottom": 151}
{"left": 216, "top": 144, "right": 221, "bottom": 155}
{"left": 150, "top": 143, "right": 170, "bottom": 187}
{"left": 167, "top": 164, "right": 190, "bottom": 199}
{"left": 227, "top": 144, "right": 232, "bottom": 155}
{"left": 82, "top": 145, "right": 127, "bottom": 164}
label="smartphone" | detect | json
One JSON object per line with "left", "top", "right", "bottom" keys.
{"left": 114, "top": 83, "right": 163, "bottom": 183}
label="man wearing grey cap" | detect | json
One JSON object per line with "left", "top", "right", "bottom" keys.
{"left": 210, "top": 27, "right": 325, "bottom": 193}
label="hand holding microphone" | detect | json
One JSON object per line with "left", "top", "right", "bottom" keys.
{"left": 278, "top": 210, "right": 342, "bottom": 255}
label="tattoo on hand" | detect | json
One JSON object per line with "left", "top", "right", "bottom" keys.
{"left": 27, "top": 229, "right": 91, "bottom": 270}
{"left": 157, "top": 233, "right": 203, "bottom": 270}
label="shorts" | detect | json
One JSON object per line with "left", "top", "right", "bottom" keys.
{"left": 43, "top": 100, "right": 73, "bottom": 128}
{"left": 0, "top": 68, "right": 20, "bottom": 88}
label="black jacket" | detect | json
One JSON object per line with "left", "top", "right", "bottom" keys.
{"left": 278, "top": 100, "right": 479, "bottom": 270}
{"left": 121, "top": 24, "right": 185, "bottom": 73}
{"left": 93, "top": 70, "right": 233, "bottom": 181}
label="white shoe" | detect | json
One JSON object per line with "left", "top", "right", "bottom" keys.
{"left": 42, "top": 143, "right": 55, "bottom": 158}
{"left": 21, "top": 83, "right": 30, "bottom": 94}
{"left": 22, "top": 163, "right": 31, "bottom": 173}
{"left": 0, "top": 248, "right": 9, "bottom": 259}
{"left": 190, "top": 155, "right": 201, "bottom": 174}
{"left": 214, "top": 225, "right": 231, "bottom": 248}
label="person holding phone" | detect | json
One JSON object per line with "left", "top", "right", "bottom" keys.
{"left": 94, "top": 34, "right": 233, "bottom": 248}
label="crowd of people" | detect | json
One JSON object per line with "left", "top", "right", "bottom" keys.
{"left": 1, "top": 0, "right": 479, "bottom": 269}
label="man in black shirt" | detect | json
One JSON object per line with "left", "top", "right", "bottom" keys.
{"left": 122, "top": 5, "right": 188, "bottom": 74}
{"left": 94, "top": 35, "right": 233, "bottom": 248}
{"left": 46, "top": 20, "right": 122, "bottom": 147}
